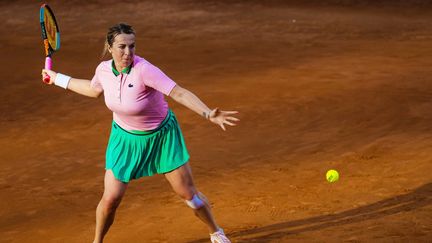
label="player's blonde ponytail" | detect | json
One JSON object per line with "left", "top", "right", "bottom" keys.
{"left": 101, "top": 40, "right": 110, "bottom": 59}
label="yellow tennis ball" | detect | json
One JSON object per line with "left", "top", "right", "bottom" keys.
{"left": 326, "top": 169, "right": 339, "bottom": 183}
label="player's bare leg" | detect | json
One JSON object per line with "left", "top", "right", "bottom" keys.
{"left": 93, "top": 170, "right": 128, "bottom": 243}
{"left": 164, "top": 163, "right": 219, "bottom": 233}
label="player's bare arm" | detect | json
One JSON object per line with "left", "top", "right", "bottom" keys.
{"left": 169, "top": 85, "right": 239, "bottom": 131}
{"left": 41, "top": 69, "right": 102, "bottom": 98}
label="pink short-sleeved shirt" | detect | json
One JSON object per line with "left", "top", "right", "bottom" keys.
{"left": 90, "top": 55, "right": 177, "bottom": 131}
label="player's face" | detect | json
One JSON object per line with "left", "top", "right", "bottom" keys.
{"left": 109, "top": 33, "right": 135, "bottom": 70}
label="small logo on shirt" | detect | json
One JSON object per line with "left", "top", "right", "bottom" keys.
{"left": 128, "top": 83, "right": 133, "bottom": 88}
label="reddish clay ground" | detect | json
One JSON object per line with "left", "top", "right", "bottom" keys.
{"left": 1, "top": 0, "right": 431, "bottom": 242}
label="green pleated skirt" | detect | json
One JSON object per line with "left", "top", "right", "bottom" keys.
{"left": 105, "top": 110, "right": 190, "bottom": 183}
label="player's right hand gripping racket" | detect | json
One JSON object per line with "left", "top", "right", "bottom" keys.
{"left": 40, "top": 4, "right": 60, "bottom": 83}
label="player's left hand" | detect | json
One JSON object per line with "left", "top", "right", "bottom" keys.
{"left": 209, "top": 108, "right": 239, "bottom": 131}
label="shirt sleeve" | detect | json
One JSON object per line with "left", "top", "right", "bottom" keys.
{"left": 140, "top": 63, "right": 177, "bottom": 96}
{"left": 90, "top": 64, "right": 104, "bottom": 92}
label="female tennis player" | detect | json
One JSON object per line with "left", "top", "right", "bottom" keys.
{"left": 41, "top": 23, "right": 237, "bottom": 243}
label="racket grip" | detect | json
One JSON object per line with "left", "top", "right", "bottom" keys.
{"left": 43, "top": 57, "right": 52, "bottom": 83}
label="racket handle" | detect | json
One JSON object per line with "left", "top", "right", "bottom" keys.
{"left": 43, "top": 57, "right": 52, "bottom": 83}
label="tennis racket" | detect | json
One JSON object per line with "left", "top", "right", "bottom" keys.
{"left": 40, "top": 4, "right": 60, "bottom": 83}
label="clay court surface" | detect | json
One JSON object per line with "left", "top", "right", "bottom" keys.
{"left": 1, "top": 0, "right": 432, "bottom": 242}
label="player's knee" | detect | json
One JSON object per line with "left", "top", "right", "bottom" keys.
{"left": 173, "top": 183, "right": 196, "bottom": 200}
{"left": 102, "top": 194, "right": 123, "bottom": 210}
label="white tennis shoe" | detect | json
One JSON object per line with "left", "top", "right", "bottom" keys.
{"left": 210, "top": 228, "right": 231, "bottom": 243}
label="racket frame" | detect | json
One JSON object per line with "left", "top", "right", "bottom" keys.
{"left": 40, "top": 4, "right": 60, "bottom": 83}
